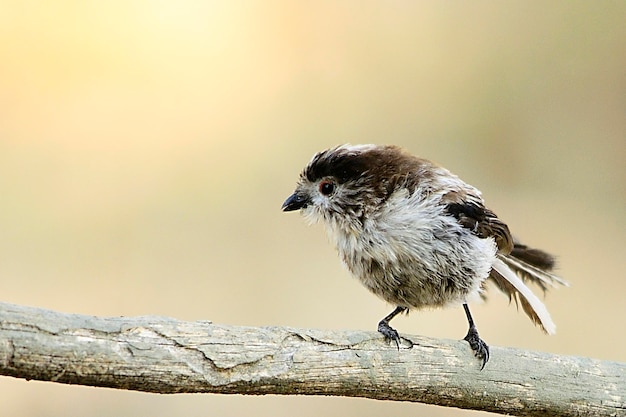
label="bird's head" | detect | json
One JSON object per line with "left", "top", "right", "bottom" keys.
{"left": 282, "top": 144, "right": 416, "bottom": 228}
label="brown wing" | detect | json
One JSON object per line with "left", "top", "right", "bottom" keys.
{"left": 442, "top": 191, "right": 514, "bottom": 254}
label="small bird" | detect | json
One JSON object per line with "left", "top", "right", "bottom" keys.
{"left": 282, "top": 144, "right": 567, "bottom": 368}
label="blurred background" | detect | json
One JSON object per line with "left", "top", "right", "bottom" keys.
{"left": 1, "top": 1, "right": 624, "bottom": 416}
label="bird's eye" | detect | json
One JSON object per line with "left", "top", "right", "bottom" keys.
{"left": 319, "top": 180, "right": 336, "bottom": 196}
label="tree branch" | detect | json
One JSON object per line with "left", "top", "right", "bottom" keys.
{"left": 0, "top": 302, "right": 623, "bottom": 416}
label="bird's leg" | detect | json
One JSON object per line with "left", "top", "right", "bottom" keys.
{"left": 463, "top": 303, "right": 489, "bottom": 369}
{"left": 377, "top": 306, "right": 407, "bottom": 349}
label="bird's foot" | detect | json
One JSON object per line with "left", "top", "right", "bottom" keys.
{"left": 378, "top": 320, "right": 401, "bottom": 350}
{"left": 464, "top": 325, "right": 490, "bottom": 370}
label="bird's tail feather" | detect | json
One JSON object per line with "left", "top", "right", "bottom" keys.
{"left": 508, "top": 242, "right": 569, "bottom": 290}
{"left": 489, "top": 249, "right": 568, "bottom": 335}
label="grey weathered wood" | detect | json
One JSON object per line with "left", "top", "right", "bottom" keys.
{"left": 0, "top": 302, "right": 623, "bottom": 416}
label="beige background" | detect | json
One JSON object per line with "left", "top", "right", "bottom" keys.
{"left": 1, "top": 2, "right": 624, "bottom": 416}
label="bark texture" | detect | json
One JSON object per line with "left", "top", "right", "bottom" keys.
{"left": 0, "top": 302, "right": 624, "bottom": 416}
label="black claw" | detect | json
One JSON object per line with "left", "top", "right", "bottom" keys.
{"left": 377, "top": 306, "right": 407, "bottom": 350}
{"left": 378, "top": 320, "right": 401, "bottom": 350}
{"left": 464, "top": 325, "right": 490, "bottom": 370}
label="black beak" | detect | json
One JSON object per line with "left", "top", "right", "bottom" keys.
{"left": 282, "top": 192, "right": 309, "bottom": 212}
